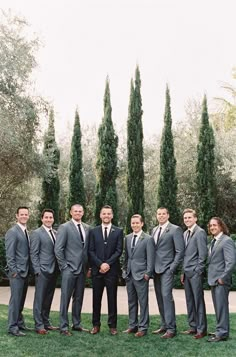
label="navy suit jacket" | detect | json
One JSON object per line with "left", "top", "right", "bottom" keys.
{"left": 88, "top": 225, "right": 123, "bottom": 277}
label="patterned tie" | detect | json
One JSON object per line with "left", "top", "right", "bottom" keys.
{"left": 49, "top": 229, "right": 56, "bottom": 244}
{"left": 77, "top": 224, "right": 85, "bottom": 245}
{"left": 131, "top": 234, "right": 137, "bottom": 252}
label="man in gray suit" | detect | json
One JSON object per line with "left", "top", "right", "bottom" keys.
{"left": 152, "top": 207, "right": 184, "bottom": 339}
{"left": 5, "top": 206, "right": 30, "bottom": 336}
{"left": 55, "top": 204, "right": 90, "bottom": 336}
{"left": 181, "top": 208, "right": 207, "bottom": 339}
{"left": 122, "top": 214, "right": 155, "bottom": 337}
{"left": 207, "top": 217, "right": 236, "bottom": 342}
{"left": 30, "top": 209, "right": 59, "bottom": 335}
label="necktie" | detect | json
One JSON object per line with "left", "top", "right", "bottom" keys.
{"left": 104, "top": 227, "right": 108, "bottom": 244}
{"left": 185, "top": 230, "right": 191, "bottom": 246}
{"left": 210, "top": 238, "right": 216, "bottom": 253}
{"left": 24, "top": 229, "right": 30, "bottom": 247}
{"left": 156, "top": 226, "right": 162, "bottom": 245}
{"left": 131, "top": 234, "right": 137, "bottom": 252}
{"left": 49, "top": 229, "right": 56, "bottom": 244}
{"left": 77, "top": 224, "right": 85, "bottom": 245}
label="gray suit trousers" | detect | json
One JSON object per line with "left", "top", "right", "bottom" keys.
{"left": 8, "top": 275, "right": 28, "bottom": 332}
{"left": 154, "top": 270, "right": 176, "bottom": 333}
{"left": 211, "top": 284, "right": 230, "bottom": 337}
{"left": 184, "top": 273, "right": 207, "bottom": 333}
{"left": 60, "top": 268, "right": 86, "bottom": 331}
{"left": 33, "top": 271, "right": 57, "bottom": 330}
{"left": 126, "top": 276, "right": 149, "bottom": 331}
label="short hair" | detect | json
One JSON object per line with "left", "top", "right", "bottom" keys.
{"left": 157, "top": 207, "right": 169, "bottom": 214}
{"left": 41, "top": 208, "right": 55, "bottom": 219}
{"left": 131, "top": 214, "right": 143, "bottom": 223}
{"left": 70, "top": 204, "right": 84, "bottom": 211}
{"left": 183, "top": 208, "right": 197, "bottom": 218}
{"left": 207, "top": 217, "right": 229, "bottom": 236}
{"left": 100, "top": 205, "right": 113, "bottom": 214}
{"left": 16, "top": 206, "right": 29, "bottom": 214}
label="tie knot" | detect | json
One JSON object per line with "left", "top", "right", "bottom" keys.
{"left": 133, "top": 234, "right": 137, "bottom": 238}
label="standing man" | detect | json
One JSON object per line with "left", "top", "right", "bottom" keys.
{"left": 152, "top": 207, "right": 184, "bottom": 339}
{"left": 181, "top": 208, "right": 207, "bottom": 339}
{"left": 88, "top": 205, "right": 123, "bottom": 335}
{"left": 5, "top": 206, "right": 30, "bottom": 336}
{"left": 30, "top": 209, "right": 59, "bottom": 335}
{"left": 122, "top": 214, "right": 155, "bottom": 337}
{"left": 55, "top": 204, "right": 90, "bottom": 336}
{"left": 207, "top": 217, "right": 236, "bottom": 342}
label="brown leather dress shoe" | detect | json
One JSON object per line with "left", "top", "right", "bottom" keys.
{"left": 110, "top": 328, "right": 118, "bottom": 335}
{"left": 45, "top": 326, "right": 60, "bottom": 331}
{"left": 194, "top": 332, "right": 207, "bottom": 339}
{"left": 60, "top": 330, "right": 72, "bottom": 336}
{"left": 152, "top": 328, "right": 166, "bottom": 335}
{"left": 207, "top": 336, "right": 228, "bottom": 342}
{"left": 123, "top": 328, "right": 138, "bottom": 333}
{"left": 135, "top": 331, "right": 146, "bottom": 338}
{"left": 36, "top": 329, "right": 49, "bottom": 335}
{"left": 90, "top": 326, "right": 100, "bottom": 335}
{"left": 161, "top": 332, "right": 176, "bottom": 339}
{"left": 182, "top": 329, "right": 196, "bottom": 335}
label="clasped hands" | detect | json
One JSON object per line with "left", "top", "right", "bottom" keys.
{"left": 99, "top": 263, "right": 110, "bottom": 274}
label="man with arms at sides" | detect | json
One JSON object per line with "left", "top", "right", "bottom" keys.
{"left": 122, "top": 214, "right": 155, "bottom": 337}
{"left": 88, "top": 205, "right": 123, "bottom": 335}
{"left": 55, "top": 204, "right": 90, "bottom": 336}
{"left": 5, "top": 206, "right": 31, "bottom": 336}
{"left": 30, "top": 208, "right": 59, "bottom": 335}
{"left": 207, "top": 217, "right": 236, "bottom": 342}
{"left": 152, "top": 207, "right": 185, "bottom": 339}
{"left": 181, "top": 208, "right": 207, "bottom": 339}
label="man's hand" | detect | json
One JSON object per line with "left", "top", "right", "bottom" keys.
{"left": 86, "top": 269, "right": 92, "bottom": 278}
{"left": 180, "top": 274, "right": 185, "bottom": 285}
{"left": 99, "top": 263, "right": 110, "bottom": 274}
{"left": 218, "top": 278, "right": 224, "bottom": 285}
{"left": 144, "top": 274, "right": 149, "bottom": 281}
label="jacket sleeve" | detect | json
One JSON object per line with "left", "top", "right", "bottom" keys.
{"left": 170, "top": 226, "right": 185, "bottom": 273}
{"left": 54, "top": 224, "right": 68, "bottom": 271}
{"left": 30, "top": 230, "right": 41, "bottom": 274}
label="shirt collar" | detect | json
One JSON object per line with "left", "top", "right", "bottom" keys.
{"left": 102, "top": 223, "right": 112, "bottom": 230}
{"left": 188, "top": 223, "right": 197, "bottom": 233}
{"left": 72, "top": 218, "right": 82, "bottom": 227}
{"left": 133, "top": 230, "right": 143, "bottom": 239}
{"left": 17, "top": 222, "right": 27, "bottom": 232}
{"left": 158, "top": 221, "right": 169, "bottom": 231}
{"left": 214, "top": 232, "right": 223, "bottom": 241}
{"left": 42, "top": 225, "right": 53, "bottom": 233}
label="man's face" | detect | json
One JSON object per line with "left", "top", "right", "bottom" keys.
{"left": 156, "top": 209, "right": 169, "bottom": 225}
{"left": 41, "top": 212, "right": 54, "bottom": 228}
{"left": 100, "top": 208, "right": 113, "bottom": 225}
{"left": 131, "top": 217, "right": 143, "bottom": 234}
{"left": 16, "top": 209, "right": 29, "bottom": 226}
{"left": 209, "top": 219, "right": 222, "bottom": 236}
{"left": 70, "top": 205, "right": 84, "bottom": 222}
{"left": 183, "top": 212, "right": 197, "bottom": 229}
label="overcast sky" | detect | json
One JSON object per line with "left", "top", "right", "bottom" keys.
{"left": 1, "top": 0, "right": 236, "bottom": 137}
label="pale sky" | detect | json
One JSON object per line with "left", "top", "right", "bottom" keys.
{"left": 1, "top": 0, "right": 236, "bottom": 137}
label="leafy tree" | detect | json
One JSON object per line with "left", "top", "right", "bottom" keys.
{"left": 38, "top": 108, "right": 60, "bottom": 225}
{"left": 94, "top": 78, "right": 118, "bottom": 225}
{"left": 126, "top": 66, "right": 145, "bottom": 233}
{"left": 196, "top": 95, "right": 216, "bottom": 229}
{"left": 157, "top": 85, "right": 180, "bottom": 224}
{"left": 67, "top": 109, "right": 85, "bottom": 217}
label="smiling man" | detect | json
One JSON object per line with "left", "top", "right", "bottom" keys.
{"left": 88, "top": 205, "right": 123, "bottom": 335}
{"left": 122, "top": 214, "right": 154, "bottom": 337}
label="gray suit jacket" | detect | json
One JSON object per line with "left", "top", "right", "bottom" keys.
{"left": 55, "top": 220, "right": 90, "bottom": 274}
{"left": 152, "top": 223, "right": 184, "bottom": 274}
{"left": 123, "top": 232, "right": 155, "bottom": 281}
{"left": 30, "top": 226, "right": 57, "bottom": 275}
{"left": 5, "top": 224, "right": 29, "bottom": 278}
{"left": 183, "top": 225, "right": 207, "bottom": 277}
{"left": 208, "top": 234, "right": 236, "bottom": 286}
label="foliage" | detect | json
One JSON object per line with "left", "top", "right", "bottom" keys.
{"left": 67, "top": 109, "right": 86, "bottom": 217}
{"left": 157, "top": 85, "right": 180, "bottom": 224}
{"left": 126, "top": 66, "right": 145, "bottom": 233}
{"left": 196, "top": 95, "right": 216, "bottom": 230}
{"left": 94, "top": 78, "right": 118, "bottom": 225}
{"left": 38, "top": 108, "right": 60, "bottom": 225}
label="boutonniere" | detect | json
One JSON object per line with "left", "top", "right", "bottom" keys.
{"left": 140, "top": 236, "right": 144, "bottom": 241}
{"left": 165, "top": 228, "right": 169, "bottom": 233}
{"left": 111, "top": 228, "right": 115, "bottom": 233}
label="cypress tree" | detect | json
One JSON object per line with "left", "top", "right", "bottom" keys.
{"left": 157, "top": 85, "right": 179, "bottom": 224}
{"left": 126, "top": 66, "right": 145, "bottom": 233}
{"left": 67, "top": 109, "right": 85, "bottom": 216}
{"left": 94, "top": 78, "right": 118, "bottom": 225}
{"left": 196, "top": 95, "right": 216, "bottom": 229}
{"left": 39, "top": 108, "right": 60, "bottom": 225}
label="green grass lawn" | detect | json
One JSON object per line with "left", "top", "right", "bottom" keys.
{"left": 0, "top": 305, "right": 236, "bottom": 357}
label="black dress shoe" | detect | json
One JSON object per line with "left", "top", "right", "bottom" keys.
{"left": 19, "top": 326, "right": 33, "bottom": 331}
{"left": 71, "top": 326, "right": 90, "bottom": 332}
{"left": 207, "top": 336, "right": 228, "bottom": 342}
{"left": 9, "top": 331, "right": 26, "bottom": 337}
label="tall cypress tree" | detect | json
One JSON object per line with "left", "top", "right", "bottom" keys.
{"left": 126, "top": 66, "right": 145, "bottom": 233}
{"left": 196, "top": 95, "right": 216, "bottom": 229}
{"left": 94, "top": 78, "right": 118, "bottom": 225}
{"left": 39, "top": 108, "right": 60, "bottom": 225}
{"left": 157, "top": 85, "right": 179, "bottom": 224}
{"left": 67, "top": 109, "right": 85, "bottom": 216}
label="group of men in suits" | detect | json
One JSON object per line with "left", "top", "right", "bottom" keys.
{"left": 4, "top": 205, "right": 236, "bottom": 342}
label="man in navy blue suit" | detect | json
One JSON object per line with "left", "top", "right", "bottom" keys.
{"left": 88, "top": 205, "right": 123, "bottom": 335}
